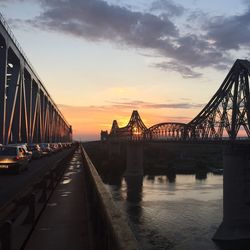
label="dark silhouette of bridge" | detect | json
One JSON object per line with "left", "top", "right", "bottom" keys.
{"left": 102, "top": 59, "right": 250, "bottom": 142}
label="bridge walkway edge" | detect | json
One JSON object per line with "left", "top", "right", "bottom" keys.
{"left": 24, "top": 147, "right": 93, "bottom": 250}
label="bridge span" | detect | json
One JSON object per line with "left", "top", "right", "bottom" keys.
{"left": 0, "top": 14, "right": 138, "bottom": 250}
{"left": 102, "top": 59, "right": 250, "bottom": 142}
{"left": 0, "top": 13, "right": 72, "bottom": 144}
{"left": 101, "top": 59, "right": 250, "bottom": 242}
{"left": 1, "top": 9, "right": 250, "bottom": 249}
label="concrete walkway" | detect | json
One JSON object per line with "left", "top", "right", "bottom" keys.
{"left": 25, "top": 149, "right": 93, "bottom": 250}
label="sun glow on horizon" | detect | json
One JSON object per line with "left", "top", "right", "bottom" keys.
{"left": 1, "top": 0, "right": 246, "bottom": 141}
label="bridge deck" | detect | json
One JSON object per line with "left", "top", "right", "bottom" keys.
{"left": 25, "top": 149, "right": 93, "bottom": 250}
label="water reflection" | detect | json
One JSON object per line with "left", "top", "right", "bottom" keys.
{"left": 107, "top": 174, "right": 224, "bottom": 250}
{"left": 125, "top": 202, "right": 143, "bottom": 225}
{"left": 166, "top": 172, "right": 176, "bottom": 183}
{"left": 147, "top": 175, "right": 155, "bottom": 183}
{"left": 125, "top": 175, "right": 143, "bottom": 203}
{"left": 195, "top": 171, "right": 207, "bottom": 180}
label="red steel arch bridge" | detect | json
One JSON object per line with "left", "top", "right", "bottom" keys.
{"left": 0, "top": 14, "right": 72, "bottom": 144}
{"left": 102, "top": 59, "right": 250, "bottom": 142}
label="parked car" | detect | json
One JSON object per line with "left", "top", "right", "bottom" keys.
{"left": 0, "top": 146, "right": 30, "bottom": 173}
{"left": 39, "top": 143, "right": 52, "bottom": 156}
{"left": 9, "top": 144, "right": 32, "bottom": 161}
{"left": 57, "top": 143, "right": 63, "bottom": 151}
{"left": 27, "top": 144, "right": 42, "bottom": 159}
{"left": 50, "top": 143, "right": 59, "bottom": 153}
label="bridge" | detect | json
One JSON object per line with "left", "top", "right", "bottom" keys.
{"left": 0, "top": 11, "right": 250, "bottom": 250}
{"left": 0, "top": 14, "right": 72, "bottom": 144}
{"left": 101, "top": 59, "right": 250, "bottom": 242}
{"left": 0, "top": 13, "right": 139, "bottom": 250}
{"left": 102, "top": 59, "right": 250, "bottom": 142}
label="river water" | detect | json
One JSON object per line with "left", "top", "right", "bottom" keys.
{"left": 105, "top": 174, "right": 225, "bottom": 250}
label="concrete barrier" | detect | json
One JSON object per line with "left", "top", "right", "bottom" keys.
{"left": 80, "top": 145, "right": 140, "bottom": 250}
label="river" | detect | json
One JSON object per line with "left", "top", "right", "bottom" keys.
{"left": 105, "top": 174, "right": 227, "bottom": 250}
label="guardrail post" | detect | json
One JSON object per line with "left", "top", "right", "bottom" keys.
{"left": 0, "top": 220, "right": 12, "bottom": 250}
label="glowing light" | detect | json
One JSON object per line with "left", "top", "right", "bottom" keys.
{"left": 132, "top": 126, "right": 142, "bottom": 135}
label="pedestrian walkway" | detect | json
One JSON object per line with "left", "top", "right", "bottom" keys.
{"left": 25, "top": 149, "right": 93, "bottom": 250}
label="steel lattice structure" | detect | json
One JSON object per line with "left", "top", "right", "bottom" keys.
{"left": 186, "top": 59, "right": 250, "bottom": 140}
{"left": 145, "top": 123, "right": 186, "bottom": 141}
{"left": 0, "top": 14, "right": 72, "bottom": 144}
{"left": 107, "top": 59, "right": 250, "bottom": 142}
{"left": 110, "top": 110, "right": 147, "bottom": 140}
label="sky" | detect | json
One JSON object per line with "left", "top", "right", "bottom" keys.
{"left": 0, "top": 0, "right": 250, "bottom": 140}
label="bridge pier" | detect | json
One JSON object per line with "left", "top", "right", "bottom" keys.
{"left": 125, "top": 141, "right": 143, "bottom": 176}
{"left": 124, "top": 142, "right": 143, "bottom": 202}
{"left": 213, "top": 144, "right": 250, "bottom": 240}
{"left": 108, "top": 140, "right": 121, "bottom": 157}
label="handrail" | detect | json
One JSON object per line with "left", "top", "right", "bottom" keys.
{"left": 80, "top": 144, "right": 140, "bottom": 250}
{"left": 0, "top": 147, "right": 75, "bottom": 250}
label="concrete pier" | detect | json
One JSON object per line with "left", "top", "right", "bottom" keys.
{"left": 125, "top": 142, "right": 143, "bottom": 176}
{"left": 125, "top": 175, "right": 143, "bottom": 202}
{"left": 213, "top": 144, "right": 250, "bottom": 240}
{"left": 108, "top": 140, "right": 121, "bottom": 157}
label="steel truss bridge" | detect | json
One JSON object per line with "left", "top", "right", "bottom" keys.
{"left": 0, "top": 14, "right": 72, "bottom": 144}
{"left": 103, "top": 59, "right": 250, "bottom": 142}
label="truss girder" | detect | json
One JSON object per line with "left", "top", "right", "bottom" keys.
{"left": 146, "top": 122, "right": 187, "bottom": 140}
{"left": 110, "top": 120, "right": 119, "bottom": 135}
{"left": 107, "top": 60, "right": 250, "bottom": 142}
{"left": 109, "top": 110, "right": 148, "bottom": 140}
{"left": 0, "top": 19, "right": 72, "bottom": 144}
{"left": 186, "top": 59, "right": 250, "bottom": 141}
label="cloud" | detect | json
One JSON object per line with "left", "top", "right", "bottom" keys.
{"left": 6, "top": 0, "right": 249, "bottom": 76}
{"left": 205, "top": 8, "right": 250, "bottom": 50}
{"left": 150, "top": 0, "right": 185, "bottom": 17}
{"left": 34, "top": 0, "right": 177, "bottom": 41}
{"left": 13, "top": 0, "right": 232, "bottom": 76}
{"left": 153, "top": 61, "right": 202, "bottom": 78}
{"left": 107, "top": 100, "right": 204, "bottom": 109}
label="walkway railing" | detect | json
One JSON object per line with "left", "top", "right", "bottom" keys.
{"left": 0, "top": 148, "right": 75, "bottom": 250}
{"left": 80, "top": 145, "right": 140, "bottom": 250}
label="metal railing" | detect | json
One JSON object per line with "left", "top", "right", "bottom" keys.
{"left": 0, "top": 147, "right": 75, "bottom": 250}
{"left": 80, "top": 145, "right": 140, "bottom": 250}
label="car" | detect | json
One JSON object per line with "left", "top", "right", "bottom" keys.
{"left": 0, "top": 146, "right": 30, "bottom": 173}
{"left": 9, "top": 144, "right": 32, "bottom": 161}
{"left": 27, "top": 144, "right": 42, "bottom": 159}
{"left": 50, "top": 143, "right": 60, "bottom": 153}
{"left": 39, "top": 143, "right": 53, "bottom": 156}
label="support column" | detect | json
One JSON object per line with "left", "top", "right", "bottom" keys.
{"left": 108, "top": 140, "right": 121, "bottom": 157}
{"left": 125, "top": 141, "right": 143, "bottom": 202}
{"left": 125, "top": 141, "right": 143, "bottom": 176}
{"left": 213, "top": 144, "right": 250, "bottom": 240}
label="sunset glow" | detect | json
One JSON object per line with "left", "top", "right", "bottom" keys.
{"left": 1, "top": 0, "right": 249, "bottom": 140}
